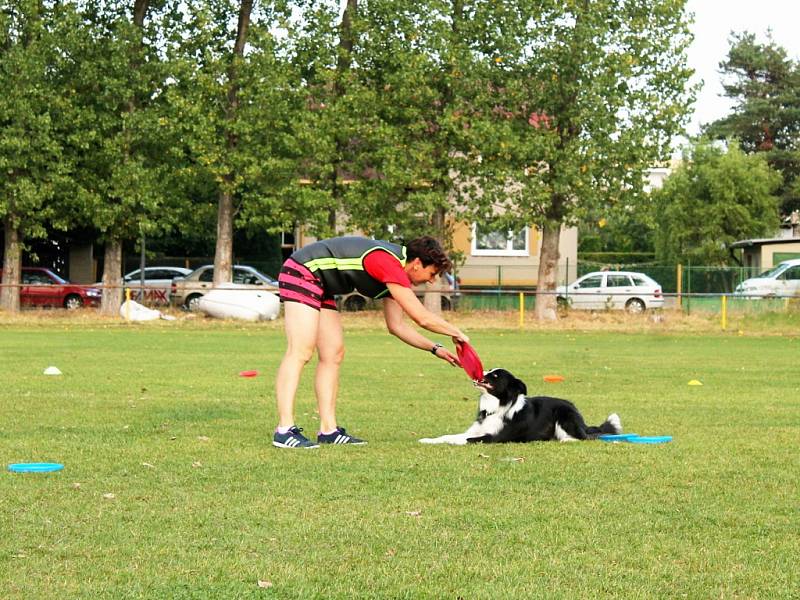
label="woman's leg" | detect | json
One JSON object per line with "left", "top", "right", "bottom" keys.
{"left": 275, "top": 301, "right": 321, "bottom": 428}
{"left": 315, "top": 307, "right": 345, "bottom": 433}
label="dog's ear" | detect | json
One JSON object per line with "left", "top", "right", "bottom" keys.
{"left": 511, "top": 376, "right": 527, "bottom": 397}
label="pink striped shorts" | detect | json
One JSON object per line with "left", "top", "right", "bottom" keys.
{"left": 278, "top": 258, "right": 338, "bottom": 311}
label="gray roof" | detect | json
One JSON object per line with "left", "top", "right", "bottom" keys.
{"left": 730, "top": 237, "right": 800, "bottom": 249}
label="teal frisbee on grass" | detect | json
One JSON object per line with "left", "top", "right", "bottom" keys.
{"left": 599, "top": 433, "right": 639, "bottom": 441}
{"left": 628, "top": 436, "right": 672, "bottom": 444}
{"left": 8, "top": 462, "right": 64, "bottom": 473}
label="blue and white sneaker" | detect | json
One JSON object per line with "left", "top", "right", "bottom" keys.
{"left": 273, "top": 426, "right": 319, "bottom": 449}
{"left": 317, "top": 427, "right": 367, "bottom": 445}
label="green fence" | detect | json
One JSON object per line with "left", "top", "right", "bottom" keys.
{"left": 455, "top": 290, "right": 799, "bottom": 316}
{"left": 577, "top": 263, "right": 764, "bottom": 294}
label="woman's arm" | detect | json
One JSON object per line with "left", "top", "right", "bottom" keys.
{"left": 382, "top": 285, "right": 468, "bottom": 365}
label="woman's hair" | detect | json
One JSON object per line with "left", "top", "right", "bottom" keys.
{"left": 406, "top": 237, "right": 452, "bottom": 273}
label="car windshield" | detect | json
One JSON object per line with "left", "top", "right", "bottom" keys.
{"left": 758, "top": 264, "right": 788, "bottom": 278}
{"left": 233, "top": 267, "right": 276, "bottom": 285}
{"left": 38, "top": 270, "right": 67, "bottom": 284}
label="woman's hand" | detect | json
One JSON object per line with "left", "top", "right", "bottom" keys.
{"left": 434, "top": 345, "right": 461, "bottom": 366}
{"left": 451, "top": 332, "right": 469, "bottom": 344}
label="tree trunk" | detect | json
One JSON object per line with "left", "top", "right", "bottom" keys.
{"left": 325, "top": 0, "right": 358, "bottom": 237}
{"left": 534, "top": 221, "right": 561, "bottom": 321}
{"left": 213, "top": 189, "right": 234, "bottom": 285}
{"left": 423, "top": 279, "right": 444, "bottom": 314}
{"left": 1, "top": 216, "right": 22, "bottom": 313}
{"left": 133, "top": 0, "right": 149, "bottom": 27}
{"left": 100, "top": 239, "right": 123, "bottom": 316}
{"left": 423, "top": 206, "right": 448, "bottom": 315}
{"left": 212, "top": 0, "right": 252, "bottom": 285}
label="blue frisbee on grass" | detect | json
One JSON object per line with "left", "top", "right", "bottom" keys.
{"left": 599, "top": 433, "right": 639, "bottom": 442}
{"left": 8, "top": 463, "right": 64, "bottom": 473}
{"left": 627, "top": 436, "right": 672, "bottom": 444}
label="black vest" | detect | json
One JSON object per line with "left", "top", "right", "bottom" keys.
{"left": 291, "top": 237, "right": 407, "bottom": 298}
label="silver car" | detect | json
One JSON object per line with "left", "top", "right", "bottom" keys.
{"left": 556, "top": 271, "right": 663, "bottom": 313}
{"left": 123, "top": 266, "right": 192, "bottom": 305}
{"left": 170, "top": 265, "right": 279, "bottom": 311}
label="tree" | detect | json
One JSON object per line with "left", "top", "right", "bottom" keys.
{"left": 705, "top": 32, "right": 800, "bottom": 214}
{"left": 453, "top": 0, "right": 695, "bottom": 319}
{"left": 652, "top": 139, "right": 781, "bottom": 265}
{"left": 165, "top": 1, "right": 303, "bottom": 287}
{"left": 1, "top": 1, "right": 68, "bottom": 312}
{"left": 55, "top": 0, "right": 178, "bottom": 315}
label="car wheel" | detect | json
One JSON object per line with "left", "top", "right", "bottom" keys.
{"left": 185, "top": 294, "right": 203, "bottom": 312}
{"left": 625, "top": 298, "right": 646, "bottom": 314}
{"left": 342, "top": 295, "right": 367, "bottom": 312}
{"left": 556, "top": 296, "right": 569, "bottom": 309}
{"left": 64, "top": 294, "right": 84, "bottom": 310}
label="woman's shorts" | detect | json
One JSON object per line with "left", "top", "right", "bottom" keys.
{"left": 278, "top": 258, "right": 338, "bottom": 311}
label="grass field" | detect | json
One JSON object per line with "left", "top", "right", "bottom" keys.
{"left": 1, "top": 313, "right": 799, "bottom": 598}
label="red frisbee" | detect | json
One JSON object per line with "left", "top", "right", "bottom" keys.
{"left": 238, "top": 370, "right": 259, "bottom": 378}
{"left": 456, "top": 341, "right": 484, "bottom": 381}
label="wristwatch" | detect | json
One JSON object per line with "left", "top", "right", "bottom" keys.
{"left": 430, "top": 343, "right": 443, "bottom": 355}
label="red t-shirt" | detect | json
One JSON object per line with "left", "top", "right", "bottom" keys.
{"left": 363, "top": 250, "right": 411, "bottom": 289}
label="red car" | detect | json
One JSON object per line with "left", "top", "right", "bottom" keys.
{"left": 0, "top": 267, "right": 101, "bottom": 309}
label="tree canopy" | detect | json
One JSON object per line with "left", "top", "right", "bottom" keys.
{"left": 451, "top": 0, "right": 695, "bottom": 318}
{"left": 2, "top": 0, "right": 697, "bottom": 319}
{"left": 705, "top": 32, "right": 800, "bottom": 214}
{"left": 652, "top": 139, "right": 781, "bottom": 265}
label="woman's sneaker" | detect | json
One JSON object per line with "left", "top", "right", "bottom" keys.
{"left": 317, "top": 427, "right": 367, "bottom": 445}
{"left": 273, "top": 426, "right": 319, "bottom": 449}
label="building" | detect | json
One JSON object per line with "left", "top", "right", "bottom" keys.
{"left": 730, "top": 211, "right": 800, "bottom": 269}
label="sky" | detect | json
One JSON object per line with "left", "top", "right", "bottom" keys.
{"left": 685, "top": 0, "right": 800, "bottom": 135}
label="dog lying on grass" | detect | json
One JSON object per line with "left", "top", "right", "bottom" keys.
{"left": 419, "top": 368, "right": 622, "bottom": 445}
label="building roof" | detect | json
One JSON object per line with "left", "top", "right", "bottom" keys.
{"left": 730, "top": 237, "right": 800, "bottom": 249}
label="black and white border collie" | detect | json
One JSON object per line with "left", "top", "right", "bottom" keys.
{"left": 419, "top": 368, "right": 622, "bottom": 445}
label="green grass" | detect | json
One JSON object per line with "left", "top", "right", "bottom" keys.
{"left": 1, "top": 320, "right": 799, "bottom": 598}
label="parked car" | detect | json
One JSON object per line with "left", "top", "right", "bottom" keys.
{"left": 337, "top": 271, "right": 460, "bottom": 311}
{"left": 556, "top": 271, "right": 663, "bottom": 313}
{"left": 122, "top": 266, "right": 192, "bottom": 305}
{"left": 170, "top": 265, "right": 279, "bottom": 311}
{"left": 734, "top": 259, "right": 800, "bottom": 298}
{"left": 0, "top": 267, "right": 101, "bottom": 309}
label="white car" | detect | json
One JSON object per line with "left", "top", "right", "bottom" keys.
{"left": 734, "top": 259, "right": 800, "bottom": 298}
{"left": 122, "top": 266, "right": 192, "bottom": 305}
{"left": 556, "top": 271, "right": 663, "bottom": 313}
{"left": 171, "top": 265, "right": 279, "bottom": 311}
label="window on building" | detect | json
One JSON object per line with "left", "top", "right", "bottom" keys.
{"left": 471, "top": 224, "right": 529, "bottom": 256}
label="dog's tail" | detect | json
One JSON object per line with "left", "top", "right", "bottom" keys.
{"left": 586, "top": 413, "right": 622, "bottom": 437}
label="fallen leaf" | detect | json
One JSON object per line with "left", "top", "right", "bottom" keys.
{"left": 103, "top": 493, "right": 116, "bottom": 500}
{"left": 405, "top": 510, "right": 422, "bottom": 517}
{"left": 72, "top": 483, "right": 81, "bottom": 489}
{"left": 478, "top": 453, "right": 490, "bottom": 459}
{"left": 197, "top": 436, "right": 210, "bottom": 442}
{"left": 191, "top": 461, "right": 202, "bottom": 468}
{"left": 257, "top": 580, "right": 273, "bottom": 589}
{"left": 385, "top": 548, "right": 396, "bottom": 557}
{"left": 142, "top": 462, "right": 155, "bottom": 469}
